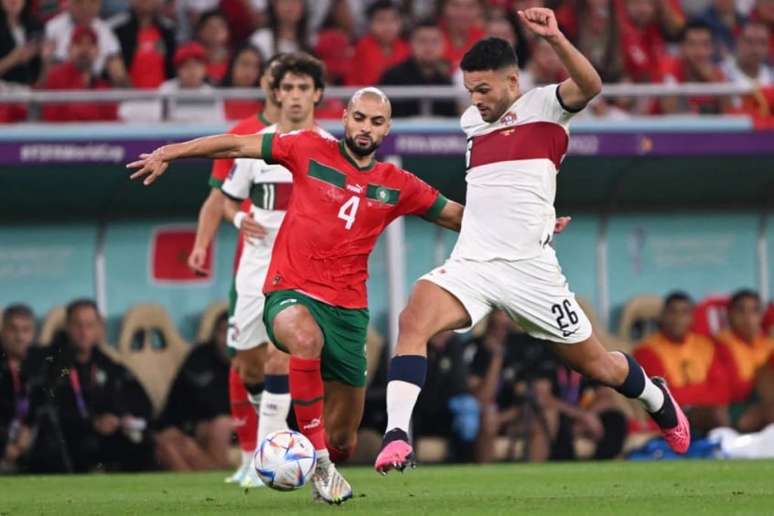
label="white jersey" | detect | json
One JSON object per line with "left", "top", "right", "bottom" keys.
{"left": 452, "top": 84, "right": 579, "bottom": 262}
{"left": 221, "top": 124, "right": 334, "bottom": 350}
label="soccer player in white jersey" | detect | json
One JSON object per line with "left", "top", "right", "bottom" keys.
{"left": 375, "top": 8, "right": 691, "bottom": 474}
{"left": 220, "top": 53, "right": 332, "bottom": 487}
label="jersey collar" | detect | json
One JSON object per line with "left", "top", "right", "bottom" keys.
{"left": 258, "top": 111, "right": 271, "bottom": 126}
{"left": 338, "top": 140, "right": 376, "bottom": 172}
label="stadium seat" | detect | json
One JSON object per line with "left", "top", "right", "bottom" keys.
{"left": 415, "top": 437, "right": 449, "bottom": 463}
{"left": 617, "top": 295, "right": 663, "bottom": 344}
{"left": 117, "top": 304, "right": 189, "bottom": 417}
{"left": 39, "top": 305, "right": 66, "bottom": 346}
{"left": 691, "top": 294, "right": 730, "bottom": 338}
{"left": 195, "top": 300, "right": 228, "bottom": 344}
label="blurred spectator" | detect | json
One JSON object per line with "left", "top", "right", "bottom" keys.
{"left": 557, "top": 0, "right": 624, "bottom": 82}
{"left": 0, "top": 305, "right": 37, "bottom": 472}
{"left": 157, "top": 42, "right": 223, "bottom": 122}
{"left": 379, "top": 20, "right": 457, "bottom": 117}
{"left": 661, "top": 21, "right": 728, "bottom": 114}
{"left": 470, "top": 311, "right": 626, "bottom": 463}
{"left": 469, "top": 311, "right": 559, "bottom": 463}
{"left": 307, "top": 0, "right": 367, "bottom": 38}
{"left": 715, "top": 289, "right": 774, "bottom": 432}
{"left": 633, "top": 292, "right": 730, "bottom": 432}
{"left": 726, "top": 23, "right": 773, "bottom": 82}
{"left": 44, "top": 0, "right": 129, "bottom": 86}
{"left": 26, "top": 299, "right": 154, "bottom": 473}
{"left": 155, "top": 311, "right": 232, "bottom": 471}
{"left": 173, "top": 0, "right": 218, "bottom": 43}
{"left": 110, "top": 0, "right": 176, "bottom": 90}
{"left": 699, "top": 0, "right": 748, "bottom": 61}
{"left": 250, "top": 0, "right": 310, "bottom": 59}
{"left": 195, "top": 9, "right": 230, "bottom": 84}
{"left": 618, "top": 0, "right": 684, "bottom": 84}
{"left": 413, "top": 331, "right": 477, "bottom": 463}
{"left": 41, "top": 26, "right": 118, "bottom": 122}
{"left": 518, "top": 37, "right": 568, "bottom": 92}
{"left": 314, "top": 28, "right": 353, "bottom": 86}
{"left": 749, "top": 0, "right": 774, "bottom": 59}
{"left": 439, "top": 0, "right": 485, "bottom": 70}
{"left": 0, "top": 0, "right": 44, "bottom": 86}
{"left": 345, "top": 0, "right": 409, "bottom": 86}
{"left": 221, "top": 43, "right": 264, "bottom": 120}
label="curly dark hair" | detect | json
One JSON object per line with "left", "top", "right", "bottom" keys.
{"left": 270, "top": 52, "right": 326, "bottom": 91}
{"left": 460, "top": 37, "right": 517, "bottom": 72}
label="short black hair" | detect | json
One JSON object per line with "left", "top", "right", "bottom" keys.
{"left": 367, "top": 0, "right": 399, "bottom": 20}
{"left": 460, "top": 37, "right": 517, "bottom": 72}
{"left": 195, "top": 8, "right": 227, "bottom": 35}
{"left": 271, "top": 52, "right": 326, "bottom": 91}
{"left": 66, "top": 298, "right": 100, "bottom": 322}
{"left": 680, "top": 20, "right": 712, "bottom": 41}
{"left": 2, "top": 304, "right": 35, "bottom": 325}
{"left": 412, "top": 18, "right": 440, "bottom": 33}
{"left": 728, "top": 289, "right": 760, "bottom": 311}
{"left": 664, "top": 291, "right": 693, "bottom": 308}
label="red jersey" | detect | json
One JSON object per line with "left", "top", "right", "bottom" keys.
{"left": 41, "top": 62, "right": 117, "bottom": 122}
{"left": 634, "top": 331, "right": 729, "bottom": 406}
{"left": 715, "top": 330, "right": 774, "bottom": 403}
{"left": 262, "top": 131, "right": 447, "bottom": 308}
{"left": 345, "top": 35, "right": 410, "bottom": 86}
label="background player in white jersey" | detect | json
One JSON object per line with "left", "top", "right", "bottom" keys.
{"left": 220, "top": 53, "right": 331, "bottom": 487}
{"left": 375, "top": 8, "right": 691, "bottom": 474}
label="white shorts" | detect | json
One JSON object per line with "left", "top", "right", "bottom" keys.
{"left": 420, "top": 246, "right": 592, "bottom": 344}
{"left": 227, "top": 231, "right": 276, "bottom": 351}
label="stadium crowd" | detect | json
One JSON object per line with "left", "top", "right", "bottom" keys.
{"left": 1, "top": 0, "right": 773, "bottom": 122}
{"left": 1, "top": 289, "right": 773, "bottom": 472}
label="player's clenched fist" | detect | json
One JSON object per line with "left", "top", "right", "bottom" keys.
{"left": 126, "top": 147, "right": 170, "bottom": 185}
{"left": 517, "top": 8, "right": 562, "bottom": 41}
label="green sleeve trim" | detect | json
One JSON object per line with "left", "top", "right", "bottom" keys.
{"left": 261, "top": 132, "right": 275, "bottom": 163}
{"left": 208, "top": 176, "right": 224, "bottom": 188}
{"left": 424, "top": 194, "right": 448, "bottom": 221}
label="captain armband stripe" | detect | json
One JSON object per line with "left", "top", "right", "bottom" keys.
{"left": 261, "top": 132, "right": 277, "bottom": 164}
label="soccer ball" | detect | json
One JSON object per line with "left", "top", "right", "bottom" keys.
{"left": 254, "top": 430, "right": 317, "bottom": 491}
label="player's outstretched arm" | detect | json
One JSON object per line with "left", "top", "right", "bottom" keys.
{"left": 518, "top": 8, "right": 602, "bottom": 111}
{"left": 126, "top": 133, "right": 265, "bottom": 186}
{"left": 432, "top": 200, "right": 464, "bottom": 232}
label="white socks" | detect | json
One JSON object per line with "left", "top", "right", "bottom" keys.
{"left": 241, "top": 450, "right": 253, "bottom": 468}
{"left": 385, "top": 380, "right": 422, "bottom": 434}
{"left": 639, "top": 377, "right": 665, "bottom": 413}
{"left": 258, "top": 392, "right": 291, "bottom": 444}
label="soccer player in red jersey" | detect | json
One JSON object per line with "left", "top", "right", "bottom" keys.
{"left": 186, "top": 53, "right": 283, "bottom": 488}
{"left": 128, "top": 87, "right": 465, "bottom": 504}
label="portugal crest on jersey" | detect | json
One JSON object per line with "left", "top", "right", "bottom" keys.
{"left": 501, "top": 111, "right": 517, "bottom": 126}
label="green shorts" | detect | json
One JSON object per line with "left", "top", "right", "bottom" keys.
{"left": 263, "top": 289, "right": 369, "bottom": 387}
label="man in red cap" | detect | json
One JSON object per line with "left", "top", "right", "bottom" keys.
{"left": 154, "top": 41, "right": 223, "bottom": 122}
{"left": 41, "top": 25, "right": 118, "bottom": 122}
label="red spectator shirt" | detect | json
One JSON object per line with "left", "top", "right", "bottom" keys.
{"left": 41, "top": 62, "right": 117, "bottom": 122}
{"left": 714, "top": 330, "right": 774, "bottom": 403}
{"left": 442, "top": 24, "right": 486, "bottom": 71}
{"left": 634, "top": 331, "right": 730, "bottom": 406}
{"left": 261, "top": 130, "right": 447, "bottom": 308}
{"left": 662, "top": 57, "right": 726, "bottom": 113}
{"left": 224, "top": 100, "right": 263, "bottom": 121}
{"left": 130, "top": 26, "right": 167, "bottom": 89}
{"left": 346, "top": 35, "right": 410, "bottom": 85}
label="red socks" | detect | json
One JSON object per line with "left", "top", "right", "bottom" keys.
{"left": 229, "top": 366, "right": 257, "bottom": 452}
{"left": 289, "top": 356, "right": 326, "bottom": 450}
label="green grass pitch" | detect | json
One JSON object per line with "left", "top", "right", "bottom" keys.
{"left": 2, "top": 461, "right": 774, "bottom": 515}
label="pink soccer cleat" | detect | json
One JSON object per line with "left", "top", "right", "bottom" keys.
{"left": 374, "top": 429, "right": 415, "bottom": 475}
{"left": 652, "top": 377, "right": 691, "bottom": 454}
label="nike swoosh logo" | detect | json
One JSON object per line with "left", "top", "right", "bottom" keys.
{"left": 562, "top": 329, "right": 579, "bottom": 338}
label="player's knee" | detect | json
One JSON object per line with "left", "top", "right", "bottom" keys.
{"left": 397, "top": 308, "right": 430, "bottom": 352}
{"left": 286, "top": 329, "right": 322, "bottom": 358}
